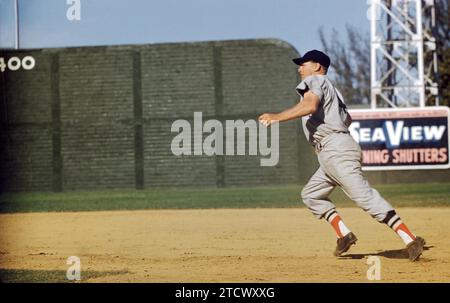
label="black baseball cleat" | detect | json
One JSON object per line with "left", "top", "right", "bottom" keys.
{"left": 406, "top": 236, "right": 426, "bottom": 261}
{"left": 334, "top": 232, "right": 358, "bottom": 256}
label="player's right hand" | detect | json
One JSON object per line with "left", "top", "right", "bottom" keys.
{"left": 258, "top": 113, "right": 277, "bottom": 127}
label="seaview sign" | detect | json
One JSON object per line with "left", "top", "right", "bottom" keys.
{"left": 348, "top": 106, "right": 450, "bottom": 170}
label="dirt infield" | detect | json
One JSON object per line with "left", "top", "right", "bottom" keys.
{"left": 0, "top": 208, "right": 449, "bottom": 282}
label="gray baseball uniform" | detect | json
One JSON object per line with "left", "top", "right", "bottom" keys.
{"left": 297, "top": 75, "right": 393, "bottom": 222}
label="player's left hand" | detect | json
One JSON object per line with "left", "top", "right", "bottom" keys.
{"left": 258, "top": 113, "right": 278, "bottom": 127}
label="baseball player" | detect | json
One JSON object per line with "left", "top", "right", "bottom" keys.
{"left": 258, "top": 50, "right": 425, "bottom": 261}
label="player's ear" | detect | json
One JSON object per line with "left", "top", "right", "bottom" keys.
{"left": 313, "top": 62, "right": 321, "bottom": 72}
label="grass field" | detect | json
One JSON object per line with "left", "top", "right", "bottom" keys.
{"left": 1, "top": 182, "right": 449, "bottom": 213}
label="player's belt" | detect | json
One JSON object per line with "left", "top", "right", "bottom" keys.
{"left": 314, "top": 131, "right": 350, "bottom": 154}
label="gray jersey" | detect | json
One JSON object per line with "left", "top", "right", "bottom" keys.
{"left": 295, "top": 75, "right": 352, "bottom": 146}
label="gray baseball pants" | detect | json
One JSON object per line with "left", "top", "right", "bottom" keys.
{"left": 301, "top": 132, "right": 394, "bottom": 222}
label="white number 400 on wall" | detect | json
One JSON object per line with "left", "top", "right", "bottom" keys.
{"left": 0, "top": 56, "right": 36, "bottom": 72}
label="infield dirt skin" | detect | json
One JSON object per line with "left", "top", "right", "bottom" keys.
{"left": 0, "top": 208, "right": 448, "bottom": 282}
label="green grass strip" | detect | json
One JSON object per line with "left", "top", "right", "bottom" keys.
{"left": 0, "top": 183, "right": 449, "bottom": 213}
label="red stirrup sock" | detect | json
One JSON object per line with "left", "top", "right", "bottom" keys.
{"left": 382, "top": 210, "right": 416, "bottom": 245}
{"left": 323, "top": 209, "right": 351, "bottom": 239}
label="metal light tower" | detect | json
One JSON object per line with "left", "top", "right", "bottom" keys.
{"left": 370, "top": 0, "right": 440, "bottom": 108}
{"left": 14, "top": 0, "right": 20, "bottom": 49}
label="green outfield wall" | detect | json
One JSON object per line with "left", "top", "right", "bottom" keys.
{"left": 1, "top": 39, "right": 449, "bottom": 192}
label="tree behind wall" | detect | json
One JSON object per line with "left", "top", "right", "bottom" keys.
{"left": 434, "top": 0, "right": 450, "bottom": 106}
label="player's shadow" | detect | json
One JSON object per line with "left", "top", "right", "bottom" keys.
{"left": 338, "top": 245, "right": 433, "bottom": 260}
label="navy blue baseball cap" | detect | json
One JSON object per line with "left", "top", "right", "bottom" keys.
{"left": 293, "top": 50, "right": 331, "bottom": 69}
